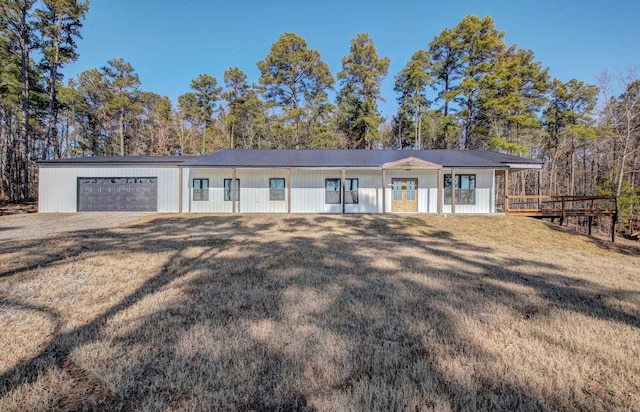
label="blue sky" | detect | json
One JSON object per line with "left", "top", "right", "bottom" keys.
{"left": 63, "top": 0, "right": 640, "bottom": 117}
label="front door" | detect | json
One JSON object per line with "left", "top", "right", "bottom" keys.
{"left": 391, "top": 178, "right": 418, "bottom": 212}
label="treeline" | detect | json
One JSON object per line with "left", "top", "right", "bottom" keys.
{"left": 1, "top": 7, "right": 639, "bottom": 229}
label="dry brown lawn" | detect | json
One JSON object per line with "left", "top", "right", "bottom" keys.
{"left": 0, "top": 214, "right": 639, "bottom": 411}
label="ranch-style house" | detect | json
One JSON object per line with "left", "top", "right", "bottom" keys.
{"left": 37, "top": 149, "right": 542, "bottom": 214}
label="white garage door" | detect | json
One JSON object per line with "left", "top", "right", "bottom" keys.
{"left": 78, "top": 177, "right": 158, "bottom": 211}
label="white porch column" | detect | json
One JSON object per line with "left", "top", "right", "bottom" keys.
{"left": 342, "top": 168, "right": 346, "bottom": 214}
{"left": 232, "top": 168, "right": 236, "bottom": 213}
{"left": 437, "top": 169, "right": 442, "bottom": 214}
{"left": 451, "top": 169, "right": 456, "bottom": 215}
{"left": 381, "top": 168, "right": 386, "bottom": 213}
{"left": 287, "top": 168, "right": 291, "bottom": 214}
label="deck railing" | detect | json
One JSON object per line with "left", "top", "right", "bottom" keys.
{"left": 505, "top": 195, "right": 617, "bottom": 217}
{"left": 505, "top": 195, "right": 618, "bottom": 241}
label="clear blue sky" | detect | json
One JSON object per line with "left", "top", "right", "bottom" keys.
{"left": 63, "top": 0, "right": 640, "bottom": 117}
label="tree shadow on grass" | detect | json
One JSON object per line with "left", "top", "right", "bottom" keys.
{"left": 0, "top": 214, "right": 638, "bottom": 410}
{"left": 542, "top": 219, "right": 640, "bottom": 256}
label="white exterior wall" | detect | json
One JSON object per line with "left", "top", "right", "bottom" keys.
{"left": 185, "top": 168, "right": 234, "bottom": 213}
{"left": 344, "top": 170, "right": 383, "bottom": 214}
{"left": 185, "top": 168, "right": 385, "bottom": 214}
{"left": 384, "top": 170, "right": 438, "bottom": 213}
{"left": 441, "top": 169, "right": 494, "bottom": 214}
{"left": 291, "top": 169, "right": 342, "bottom": 213}
{"left": 238, "top": 169, "right": 289, "bottom": 213}
{"left": 40, "top": 164, "right": 498, "bottom": 214}
{"left": 183, "top": 167, "right": 498, "bottom": 214}
{"left": 185, "top": 168, "right": 290, "bottom": 213}
{"left": 38, "top": 164, "right": 181, "bottom": 213}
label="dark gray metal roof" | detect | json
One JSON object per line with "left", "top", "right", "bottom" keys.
{"left": 468, "top": 150, "right": 541, "bottom": 164}
{"left": 38, "top": 155, "right": 193, "bottom": 165}
{"left": 181, "top": 149, "right": 542, "bottom": 169}
{"left": 36, "top": 150, "right": 543, "bottom": 169}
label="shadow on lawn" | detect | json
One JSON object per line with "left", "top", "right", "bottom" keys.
{"left": 542, "top": 219, "right": 640, "bottom": 256}
{"left": 0, "top": 214, "right": 638, "bottom": 410}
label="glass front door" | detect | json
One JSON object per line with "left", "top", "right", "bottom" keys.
{"left": 391, "top": 178, "right": 418, "bottom": 212}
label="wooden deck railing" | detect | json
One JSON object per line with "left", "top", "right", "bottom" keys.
{"left": 505, "top": 195, "right": 617, "bottom": 217}
{"left": 505, "top": 195, "right": 618, "bottom": 241}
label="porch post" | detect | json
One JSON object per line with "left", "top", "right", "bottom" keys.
{"left": 287, "top": 168, "right": 291, "bottom": 214}
{"left": 232, "top": 168, "right": 236, "bottom": 213}
{"left": 342, "top": 168, "right": 346, "bottom": 214}
{"left": 504, "top": 169, "right": 509, "bottom": 212}
{"left": 381, "top": 168, "right": 386, "bottom": 214}
{"left": 537, "top": 169, "right": 542, "bottom": 210}
{"left": 437, "top": 169, "right": 442, "bottom": 214}
{"left": 451, "top": 169, "right": 456, "bottom": 215}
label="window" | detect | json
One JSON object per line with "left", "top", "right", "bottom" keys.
{"left": 224, "top": 179, "right": 240, "bottom": 201}
{"left": 269, "top": 178, "right": 285, "bottom": 201}
{"left": 406, "top": 179, "right": 416, "bottom": 201}
{"left": 393, "top": 180, "right": 403, "bottom": 200}
{"left": 344, "top": 178, "right": 359, "bottom": 204}
{"left": 325, "top": 178, "right": 341, "bottom": 204}
{"left": 444, "top": 174, "right": 476, "bottom": 205}
{"left": 193, "top": 178, "right": 209, "bottom": 201}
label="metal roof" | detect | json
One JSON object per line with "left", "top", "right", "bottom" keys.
{"left": 38, "top": 155, "right": 192, "bottom": 165}
{"left": 36, "top": 150, "right": 542, "bottom": 169}
{"left": 181, "top": 149, "right": 542, "bottom": 169}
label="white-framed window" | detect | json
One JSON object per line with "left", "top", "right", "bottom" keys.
{"left": 269, "top": 178, "right": 285, "bottom": 201}
{"left": 193, "top": 178, "right": 209, "bottom": 201}
{"left": 444, "top": 174, "right": 476, "bottom": 205}
{"left": 224, "top": 179, "right": 239, "bottom": 201}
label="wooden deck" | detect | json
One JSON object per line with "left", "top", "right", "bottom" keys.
{"left": 505, "top": 195, "right": 618, "bottom": 241}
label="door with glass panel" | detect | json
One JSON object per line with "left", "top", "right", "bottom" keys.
{"left": 391, "top": 178, "right": 418, "bottom": 212}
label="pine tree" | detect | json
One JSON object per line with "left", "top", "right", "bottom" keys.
{"left": 336, "top": 33, "right": 390, "bottom": 149}
{"left": 35, "top": 0, "right": 88, "bottom": 159}
{"left": 394, "top": 50, "right": 432, "bottom": 149}
{"left": 257, "top": 32, "right": 334, "bottom": 149}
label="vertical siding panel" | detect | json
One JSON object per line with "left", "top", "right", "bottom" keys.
{"left": 39, "top": 165, "right": 180, "bottom": 212}
{"left": 39, "top": 164, "right": 498, "bottom": 214}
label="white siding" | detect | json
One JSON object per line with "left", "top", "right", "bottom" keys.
{"left": 236, "top": 169, "right": 288, "bottom": 213}
{"left": 185, "top": 168, "right": 290, "bottom": 213}
{"left": 38, "top": 165, "right": 180, "bottom": 213}
{"left": 441, "top": 169, "right": 494, "bottom": 214}
{"left": 384, "top": 170, "right": 438, "bottom": 213}
{"left": 186, "top": 168, "right": 386, "bottom": 214}
{"left": 291, "top": 169, "right": 343, "bottom": 213}
{"left": 185, "top": 169, "right": 233, "bottom": 213}
{"left": 40, "top": 164, "right": 498, "bottom": 214}
{"left": 344, "top": 170, "right": 382, "bottom": 214}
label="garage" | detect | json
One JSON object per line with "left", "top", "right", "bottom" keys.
{"left": 78, "top": 177, "right": 158, "bottom": 211}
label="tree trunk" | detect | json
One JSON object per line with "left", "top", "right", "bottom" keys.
{"left": 44, "top": 11, "right": 62, "bottom": 160}
{"left": 119, "top": 108, "right": 125, "bottom": 156}
{"left": 19, "top": 5, "right": 30, "bottom": 201}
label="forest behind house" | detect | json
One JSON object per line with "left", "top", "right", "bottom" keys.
{"left": 1, "top": 1, "right": 639, "bottom": 231}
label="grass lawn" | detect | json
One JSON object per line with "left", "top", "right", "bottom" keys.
{"left": 0, "top": 214, "right": 639, "bottom": 411}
